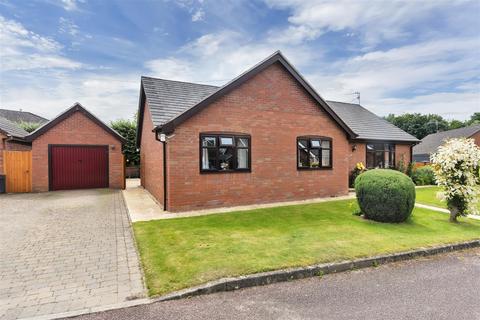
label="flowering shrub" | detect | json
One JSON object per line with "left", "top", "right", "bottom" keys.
{"left": 349, "top": 162, "right": 367, "bottom": 187}
{"left": 431, "top": 138, "right": 480, "bottom": 222}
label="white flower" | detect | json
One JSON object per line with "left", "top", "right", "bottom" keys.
{"left": 431, "top": 138, "right": 480, "bottom": 215}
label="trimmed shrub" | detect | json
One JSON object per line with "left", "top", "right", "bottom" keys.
{"left": 355, "top": 169, "right": 416, "bottom": 223}
{"left": 412, "top": 166, "right": 436, "bottom": 185}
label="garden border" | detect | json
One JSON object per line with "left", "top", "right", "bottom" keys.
{"left": 155, "top": 240, "right": 480, "bottom": 301}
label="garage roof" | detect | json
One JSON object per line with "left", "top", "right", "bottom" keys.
{"left": 25, "top": 103, "right": 126, "bottom": 143}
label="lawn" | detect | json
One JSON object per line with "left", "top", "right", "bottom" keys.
{"left": 133, "top": 199, "right": 480, "bottom": 296}
{"left": 415, "top": 186, "right": 446, "bottom": 208}
{"left": 416, "top": 186, "right": 480, "bottom": 210}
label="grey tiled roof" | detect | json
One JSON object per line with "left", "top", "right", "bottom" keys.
{"left": 0, "top": 117, "right": 29, "bottom": 138}
{"left": 326, "top": 101, "right": 419, "bottom": 142}
{"left": 142, "top": 77, "right": 219, "bottom": 127}
{"left": 413, "top": 124, "right": 480, "bottom": 155}
{"left": 0, "top": 109, "right": 48, "bottom": 124}
{"left": 141, "top": 76, "right": 418, "bottom": 143}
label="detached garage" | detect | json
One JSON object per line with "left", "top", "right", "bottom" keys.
{"left": 24, "top": 103, "right": 126, "bottom": 192}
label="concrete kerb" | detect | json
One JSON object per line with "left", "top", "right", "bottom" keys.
{"left": 154, "top": 240, "right": 480, "bottom": 302}
{"left": 119, "top": 191, "right": 149, "bottom": 297}
{"left": 22, "top": 240, "right": 480, "bottom": 320}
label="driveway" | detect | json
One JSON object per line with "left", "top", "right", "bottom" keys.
{"left": 73, "top": 248, "right": 480, "bottom": 320}
{"left": 0, "top": 189, "right": 145, "bottom": 319}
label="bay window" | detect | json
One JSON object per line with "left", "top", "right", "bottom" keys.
{"left": 297, "top": 137, "right": 332, "bottom": 169}
{"left": 366, "top": 143, "right": 395, "bottom": 168}
{"left": 200, "top": 134, "right": 250, "bottom": 172}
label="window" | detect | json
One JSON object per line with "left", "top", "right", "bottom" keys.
{"left": 200, "top": 134, "right": 250, "bottom": 172}
{"left": 297, "top": 137, "right": 332, "bottom": 169}
{"left": 366, "top": 143, "right": 395, "bottom": 168}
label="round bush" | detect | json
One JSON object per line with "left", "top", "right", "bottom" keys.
{"left": 355, "top": 169, "right": 416, "bottom": 223}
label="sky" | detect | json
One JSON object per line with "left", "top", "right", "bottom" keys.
{"left": 0, "top": 0, "right": 479, "bottom": 122}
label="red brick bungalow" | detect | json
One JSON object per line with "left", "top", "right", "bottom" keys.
{"left": 137, "top": 51, "right": 418, "bottom": 212}
{"left": 1, "top": 103, "right": 125, "bottom": 192}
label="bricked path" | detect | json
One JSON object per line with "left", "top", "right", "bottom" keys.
{"left": 0, "top": 189, "right": 145, "bottom": 319}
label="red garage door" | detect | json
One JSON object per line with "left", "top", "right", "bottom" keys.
{"left": 49, "top": 145, "right": 109, "bottom": 191}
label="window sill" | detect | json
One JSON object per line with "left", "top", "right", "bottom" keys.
{"left": 200, "top": 169, "right": 251, "bottom": 174}
{"left": 297, "top": 167, "right": 333, "bottom": 170}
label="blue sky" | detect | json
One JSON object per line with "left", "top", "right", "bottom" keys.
{"left": 0, "top": 0, "right": 479, "bottom": 122}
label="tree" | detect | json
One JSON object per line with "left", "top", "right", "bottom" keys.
{"left": 431, "top": 138, "right": 480, "bottom": 222}
{"left": 17, "top": 121, "right": 41, "bottom": 133}
{"left": 110, "top": 118, "right": 139, "bottom": 166}
{"left": 384, "top": 113, "right": 450, "bottom": 139}
{"left": 467, "top": 112, "right": 480, "bottom": 125}
{"left": 447, "top": 119, "right": 465, "bottom": 130}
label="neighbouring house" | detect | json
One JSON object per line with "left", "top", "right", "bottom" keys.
{"left": 413, "top": 124, "right": 480, "bottom": 164}
{"left": 0, "top": 117, "right": 32, "bottom": 175}
{"left": 0, "top": 108, "right": 49, "bottom": 126}
{"left": 136, "top": 51, "right": 418, "bottom": 212}
{"left": 1, "top": 103, "right": 126, "bottom": 193}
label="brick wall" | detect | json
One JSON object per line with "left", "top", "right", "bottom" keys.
{"left": 140, "top": 102, "right": 164, "bottom": 206}
{"left": 472, "top": 131, "right": 480, "bottom": 146}
{"left": 31, "top": 110, "right": 123, "bottom": 192}
{"left": 5, "top": 141, "right": 31, "bottom": 151}
{"left": 348, "top": 142, "right": 366, "bottom": 171}
{"left": 0, "top": 133, "right": 5, "bottom": 174}
{"left": 395, "top": 144, "right": 412, "bottom": 167}
{"left": 163, "top": 63, "right": 350, "bottom": 211}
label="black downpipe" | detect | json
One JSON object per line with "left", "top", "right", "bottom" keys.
{"left": 162, "top": 140, "right": 167, "bottom": 211}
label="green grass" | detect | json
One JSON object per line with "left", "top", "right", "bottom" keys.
{"left": 416, "top": 186, "right": 480, "bottom": 210}
{"left": 415, "top": 186, "right": 446, "bottom": 208}
{"left": 133, "top": 199, "right": 480, "bottom": 296}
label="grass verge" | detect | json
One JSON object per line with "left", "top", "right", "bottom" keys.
{"left": 133, "top": 199, "right": 480, "bottom": 296}
{"left": 416, "top": 186, "right": 480, "bottom": 211}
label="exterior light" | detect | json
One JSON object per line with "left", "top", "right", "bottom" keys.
{"left": 158, "top": 133, "right": 167, "bottom": 142}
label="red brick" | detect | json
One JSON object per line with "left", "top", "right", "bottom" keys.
{"left": 31, "top": 110, "right": 123, "bottom": 192}
{"left": 141, "top": 63, "right": 415, "bottom": 212}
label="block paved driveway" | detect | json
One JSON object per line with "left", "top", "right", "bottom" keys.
{"left": 0, "top": 189, "right": 145, "bottom": 319}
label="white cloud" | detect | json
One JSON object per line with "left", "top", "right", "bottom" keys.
{"left": 302, "top": 37, "right": 480, "bottom": 120}
{"left": 1, "top": 72, "right": 139, "bottom": 122}
{"left": 191, "top": 8, "right": 205, "bottom": 22}
{"left": 145, "top": 30, "right": 315, "bottom": 84}
{"left": 310, "top": 36, "right": 479, "bottom": 96}
{"left": 265, "top": 0, "right": 466, "bottom": 47}
{"left": 59, "top": 17, "right": 79, "bottom": 36}
{"left": 377, "top": 91, "right": 480, "bottom": 120}
{"left": 144, "top": 27, "right": 479, "bottom": 119}
{"left": 59, "top": 0, "right": 82, "bottom": 11}
{"left": 268, "top": 25, "right": 320, "bottom": 45}
{"left": 0, "top": 15, "right": 136, "bottom": 122}
{"left": 0, "top": 15, "right": 82, "bottom": 71}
